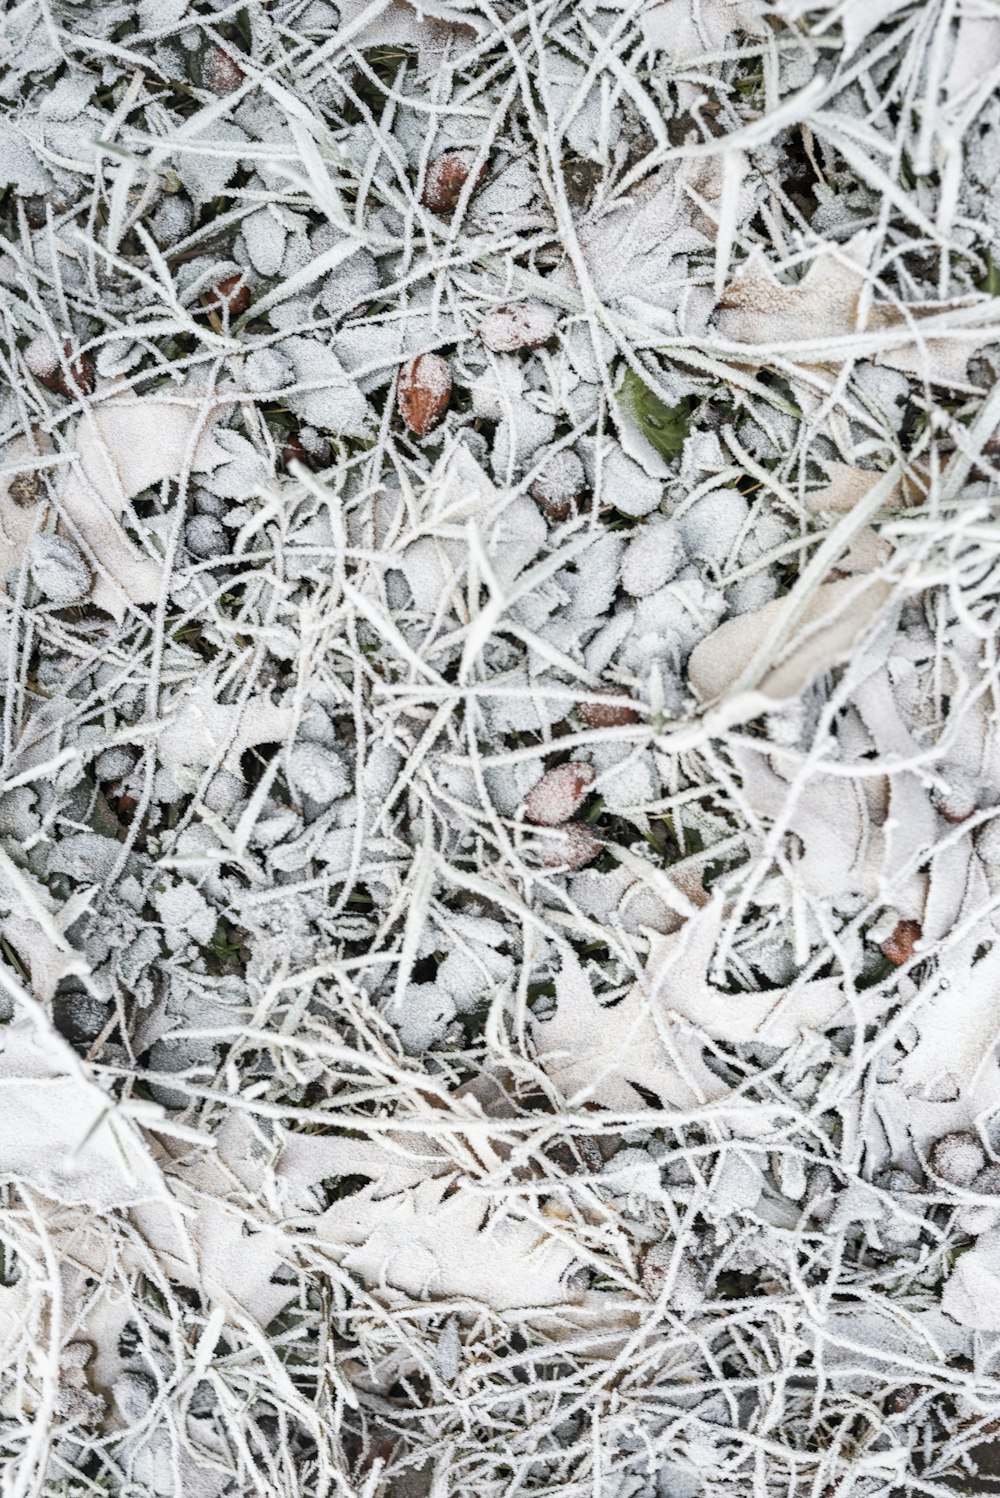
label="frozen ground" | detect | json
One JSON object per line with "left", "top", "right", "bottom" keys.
{"left": 2, "top": 0, "right": 1000, "bottom": 1494}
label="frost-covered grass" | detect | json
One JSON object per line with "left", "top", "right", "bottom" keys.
{"left": 2, "top": 0, "right": 1000, "bottom": 1494}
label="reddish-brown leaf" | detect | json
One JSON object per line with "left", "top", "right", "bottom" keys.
{"left": 523, "top": 762, "right": 596, "bottom": 826}
{"left": 880, "top": 919, "right": 921, "bottom": 966}
{"left": 535, "top": 823, "right": 603, "bottom": 870}
{"left": 529, "top": 446, "right": 584, "bottom": 521}
{"left": 209, "top": 273, "right": 251, "bottom": 318}
{"left": 203, "top": 45, "right": 245, "bottom": 95}
{"left": 397, "top": 353, "right": 452, "bottom": 436}
{"left": 578, "top": 689, "right": 639, "bottom": 729}
{"left": 281, "top": 432, "right": 309, "bottom": 470}
{"left": 421, "top": 152, "right": 482, "bottom": 215}
{"left": 28, "top": 339, "right": 94, "bottom": 400}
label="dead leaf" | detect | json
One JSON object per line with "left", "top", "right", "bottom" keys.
{"left": 316, "top": 1172, "right": 581, "bottom": 1311}
{"left": 1, "top": 386, "right": 229, "bottom": 621}
{"left": 156, "top": 674, "right": 293, "bottom": 778}
{"left": 534, "top": 919, "right": 845, "bottom": 1113}
{"left": 943, "top": 1231, "right": 1000, "bottom": 1330}
{"left": 641, "top": 0, "right": 767, "bottom": 62}
{"left": 337, "top": 0, "right": 486, "bottom": 74}
{"left": 716, "top": 235, "right": 999, "bottom": 387}
{"left": 806, "top": 461, "right": 927, "bottom": 515}
{"left": 0, "top": 1014, "right": 166, "bottom": 1209}
{"left": 688, "top": 576, "right": 893, "bottom": 704}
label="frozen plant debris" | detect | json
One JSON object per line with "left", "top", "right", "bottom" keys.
{"left": 1, "top": 1, "right": 1000, "bottom": 1495}
{"left": 397, "top": 352, "right": 453, "bottom": 435}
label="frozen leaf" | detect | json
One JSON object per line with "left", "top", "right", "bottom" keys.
{"left": 242, "top": 206, "right": 287, "bottom": 278}
{"left": 338, "top": 0, "right": 486, "bottom": 74}
{"left": 578, "top": 688, "right": 639, "bottom": 729}
{"left": 943, "top": 1233, "right": 1000, "bottom": 1331}
{"left": 535, "top": 944, "right": 726, "bottom": 1111}
{"left": 389, "top": 982, "right": 456, "bottom": 1055}
{"left": 677, "top": 489, "right": 749, "bottom": 565}
{"left": 479, "top": 302, "right": 557, "bottom": 353}
{"left": 154, "top": 881, "right": 216, "bottom": 951}
{"left": 39, "top": 76, "right": 95, "bottom": 120}
{"left": 615, "top": 369, "right": 692, "bottom": 476}
{"left": 186, "top": 514, "right": 226, "bottom": 558}
{"left": 200, "top": 428, "right": 266, "bottom": 501}
{"left": 29, "top": 535, "right": 90, "bottom": 603}
{"left": 0, "top": 1015, "right": 165, "bottom": 1210}
{"left": 320, "top": 1175, "right": 581, "bottom": 1311}
{"left": 533, "top": 823, "right": 604, "bottom": 870}
{"left": 716, "top": 236, "right": 999, "bottom": 386}
{"left": 202, "top": 41, "right": 244, "bottom": 94}
{"left": 566, "top": 168, "right": 714, "bottom": 322}
{"left": 244, "top": 346, "right": 294, "bottom": 393}
{"left": 397, "top": 353, "right": 452, "bottom": 435}
{"left": 578, "top": 440, "right": 662, "bottom": 518}
{"left": 642, "top": 0, "right": 767, "bottom": 60}
{"left": 688, "top": 577, "right": 894, "bottom": 705}
{"left": 619, "top": 519, "right": 686, "bottom": 598}
{"left": 0, "top": 386, "right": 230, "bottom": 621}
{"left": 642, "top": 906, "right": 846, "bottom": 1048}
{"left": 283, "top": 336, "right": 373, "bottom": 437}
{"left": 523, "top": 762, "right": 595, "bottom": 825}
{"left": 173, "top": 120, "right": 247, "bottom": 205}
{"left": 529, "top": 445, "right": 585, "bottom": 520}
{"left": 287, "top": 742, "right": 350, "bottom": 804}
{"left": 895, "top": 944, "right": 1000, "bottom": 1113}
{"left": 930, "top": 1132, "right": 985, "bottom": 1187}
{"left": 805, "top": 462, "right": 923, "bottom": 515}
{"left": 422, "top": 151, "right": 483, "bottom": 214}
{"left": 880, "top": 919, "right": 922, "bottom": 966}
{"left": 0, "top": 118, "right": 50, "bottom": 194}
{"left": 156, "top": 674, "right": 293, "bottom": 778}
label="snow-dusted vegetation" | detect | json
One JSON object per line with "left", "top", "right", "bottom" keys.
{"left": 2, "top": 0, "right": 1000, "bottom": 1493}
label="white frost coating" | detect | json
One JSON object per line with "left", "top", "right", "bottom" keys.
{"left": 283, "top": 335, "right": 373, "bottom": 436}
{"left": 0, "top": 1016, "right": 164, "bottom": 1209}
{"left": 3, "top": 1, "right": 1000, "bottom": 1492}
{"left": 154, "top": 881, "right": 217, "bottom": 951}
{"left": 688, "top": 577, "right": 894, "bottom": 704}
{"left": 242, "top": 206, "right": 287, "bottom": 278}
{"left": 287, "top": 741, "right": 350, "bottom": 803}
{"left": 53, "top": 386, "right": 227, "bottom": 619}
{"left": 243, "top": 346, "right": 294, "bottom": 393}
{"left": 677, "top": 489, "right": 749, "bottom": 565}
{"left": 619, "top": 519, "right": 687, "bottom": 598}
{"left": 29, "top": 534, "right": 90, "bottom": 603}
{"left": 391, "top": 981, "right": 456, "bottom": 1055}
{"left": 943, "top": 1233, "right": 1000, "bottom": 1330}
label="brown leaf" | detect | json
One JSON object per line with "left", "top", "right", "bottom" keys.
{"left": 578, "top": 690, "right": 639, "bottom": 728}
{"left": 203, "top": 45, "right": 244, "bottom": 95}
{"left": 535, "top": 823, "right": 604, "bottom": 870}
{"left": 281, "top": 431, "right": 310, "bottom": 470}
{"left": 207, "top": 273, "right": 251, "bottom": 317}
{"left": 530, "top": 446, "right": 585, "bottom": 521}
{"left": 421, "top": 151, "right": 482, "bottom": 214}
{"left": 880, "top": 919, "right": 922, "bottom": 966}
{"left": 397, "top": 353, "right": 451, "bottom": 435}
{"left": 523, "top": 763, "right": 595, "bottom": 826}
{"left": 25, "top": 337, "right": 94, "bottom": 400}
{"left": 688, "top": 577, "right": 893, "bottom": 706}
{"left": 716, "top": 236, "right": 995, "bottom": 387}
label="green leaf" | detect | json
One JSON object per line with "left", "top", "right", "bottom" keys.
{"left": 980, "top": 252, "right": 1000, "bottom": 297}
{"left": 616, "top": 368, "right": 692, "bottom": 465}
